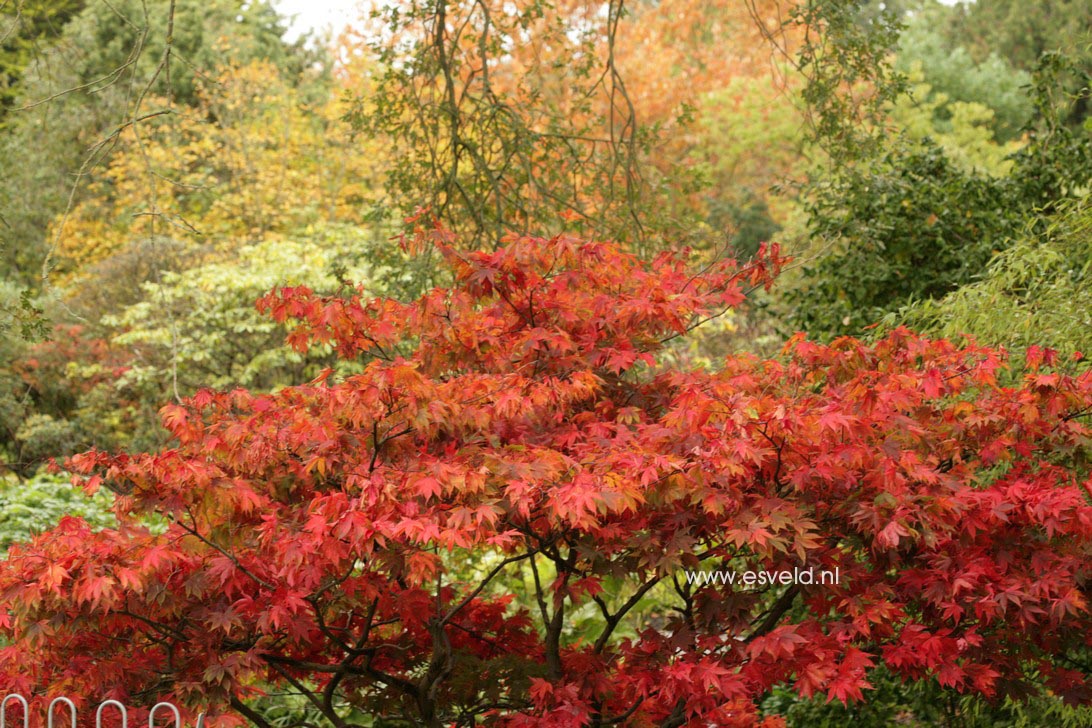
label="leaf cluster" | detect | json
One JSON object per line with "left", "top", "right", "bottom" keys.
{"left": 2, "top": 228, "right": 1091, "bottom": 726}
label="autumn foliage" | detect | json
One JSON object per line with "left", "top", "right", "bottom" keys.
{"left": 1, "top": 226, "right": 1091, "bottom": 726}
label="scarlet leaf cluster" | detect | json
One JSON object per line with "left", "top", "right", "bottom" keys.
{"left": 1, "top": 227, "right": 1090, "bottom": 726}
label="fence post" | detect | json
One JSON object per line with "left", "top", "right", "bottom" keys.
{"left": 3, "top": 694, "right": 201, "bottom": 728}
{"left": 96, "top": 700, "right": 128, "bottom": 728}
{"left": 1, "top": 694, "right": 28, "bottom": 728}
{"left": 149, "top": 703, "right": 180, "bottom": 728}
{"left": 47, "top": 697, "right": 77, "bottom": 728}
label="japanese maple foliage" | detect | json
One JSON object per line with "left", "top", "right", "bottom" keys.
{"left": 2, "top": 225, "right": 1091, "bottom": 727}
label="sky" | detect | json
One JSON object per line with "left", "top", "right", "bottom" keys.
{"left": 274, "top": 0, "right": 968, "bottom": 43}
{"left": 273, "top": 0, "right": 365, "bottom": 42}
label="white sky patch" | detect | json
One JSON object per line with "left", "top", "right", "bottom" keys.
{"left": 273, "top": 0, "right": 969, "bottom": 46}
{"left": 273, "top": 0, "right": 366, "bottom": 42}
{"left": 275, "top": 0, "right": 968, "bottom": 41}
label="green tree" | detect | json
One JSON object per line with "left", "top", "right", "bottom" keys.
{"left": 0, "top": 320, "right": 143, "bottom": 476}
{"left": 0, "top": 0, "right": 85, "bottom": 117}
{"left": 889, "top": 72, "right": 1022, "bottom": 176}
{"left": 692, "top": 72, "right": 804, "bottom": 258}
{"left": 104, "top": 225, "right": 385, "bottom": 398}
{"left": 894, "top": 4, "right": 1033, "bottom": 142}
{"left": 893, "top": 198, "right": 1092, "bottom": 369}
{"left": 787, "top": 142, "right": 1027, "bottom": 338}
{"left": 949, "top": 0, "right": 1092, "bottom": 126}
{"left": 782, "top": 9, "right": 1092, "bottom": 340}
{"left": 951, "top": 0, "right": 1092, "bottom": 73}
{"left": 0, "top": 472, "right": 114, "bottom": 556}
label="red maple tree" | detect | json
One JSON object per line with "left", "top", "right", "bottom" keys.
{"left": 1, "top": 225, "right": 1090, "bottom": 726}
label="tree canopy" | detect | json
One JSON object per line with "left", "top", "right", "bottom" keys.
{"left": 1, "top": 1, "right": 1091, "bottom": 726}
{"left": 2, "top": 228, "right": 1091, "bottom": 726}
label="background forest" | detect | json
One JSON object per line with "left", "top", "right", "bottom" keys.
{"left": 0, "top": 0, "right": 1090, "bottom": 726}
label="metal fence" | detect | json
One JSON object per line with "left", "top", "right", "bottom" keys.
{"left": 1, "top": 695, "right": 205, "bottom": 728}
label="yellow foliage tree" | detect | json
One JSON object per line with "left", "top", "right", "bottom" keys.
{"left": 51, "top": 59, "right": 383, "bottom": 275}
